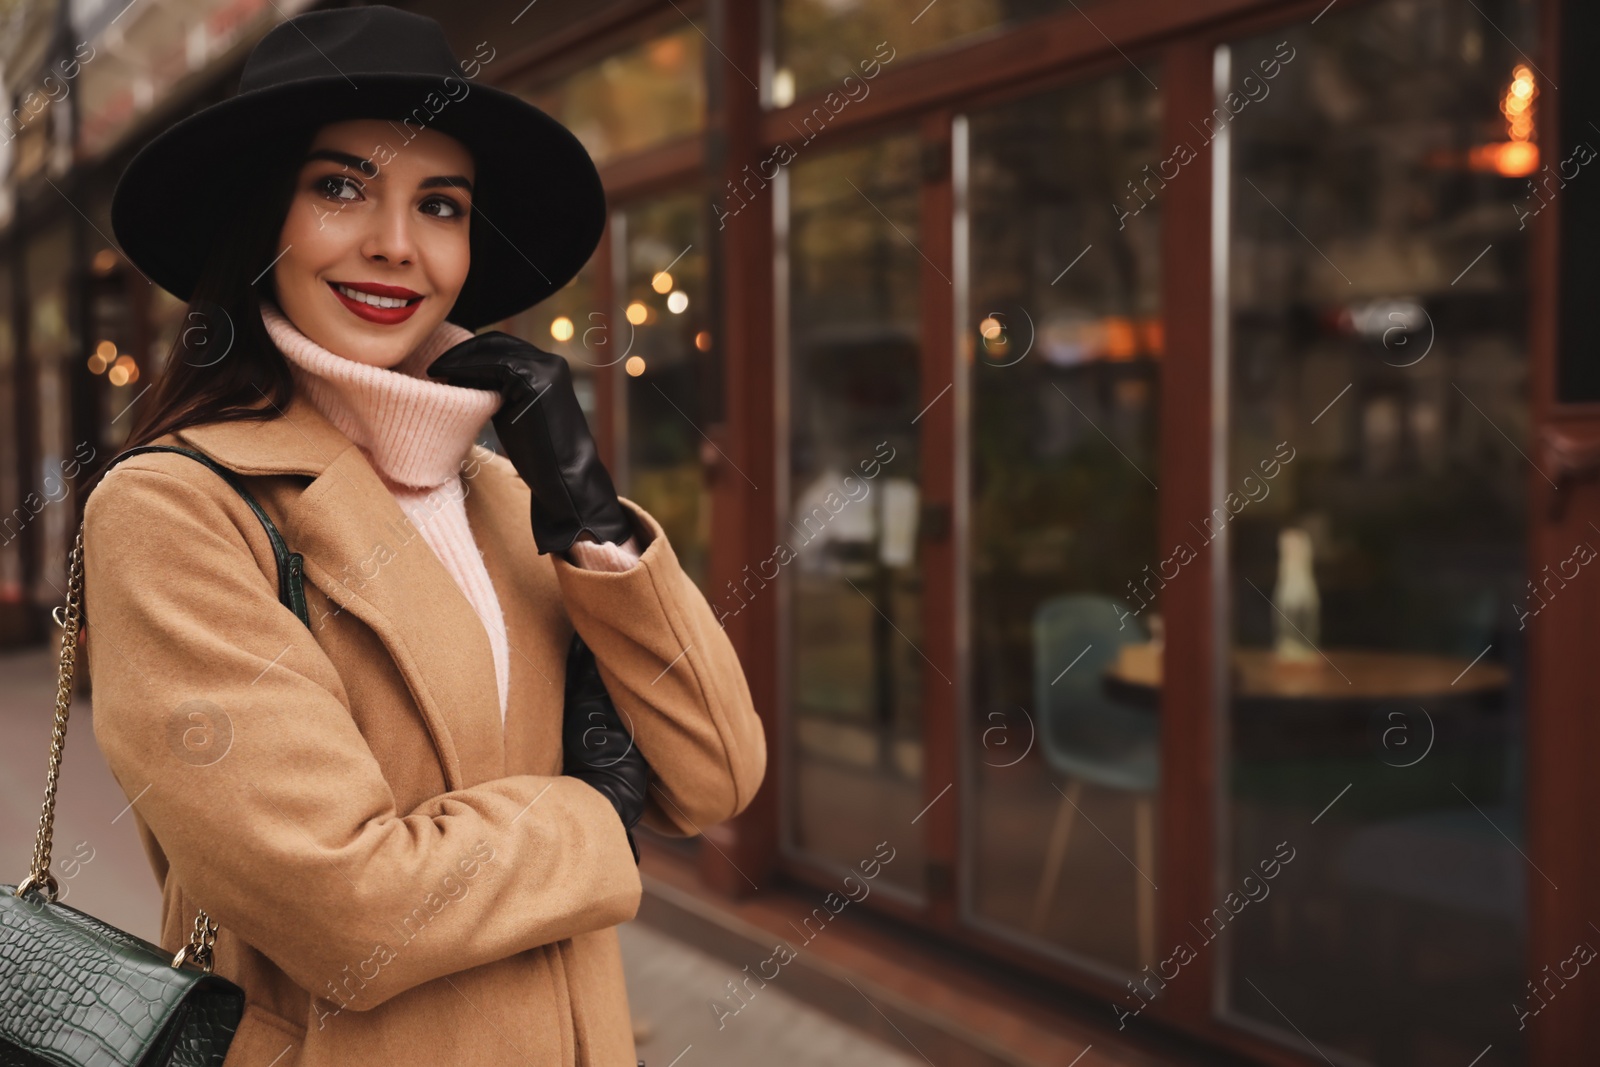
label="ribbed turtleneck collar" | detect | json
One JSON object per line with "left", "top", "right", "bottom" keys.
{"left": 262, "top": 302, "right": 501, "bottom": 490}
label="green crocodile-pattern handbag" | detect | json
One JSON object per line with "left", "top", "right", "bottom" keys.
{"left": 1, "top": 446, "right": 311, "bottom": 1067}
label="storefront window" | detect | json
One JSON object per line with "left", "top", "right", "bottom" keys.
{"left": 783, "top": 132, "right": 925, "bottom": 896}
{"left": 772, "top": 0, "right": 1107, "bottom": 104}
{"left": 1217, "top": 3, "right": 1532, "bottom": 1062}
{"left": 960, "top": 68, "right": 1162, "bottom": 976}
{"left": 517, "top": 23, "right": 705, "bottom": 168}
{"left": 616, "top": 190, "right": 713, "bottom": 591}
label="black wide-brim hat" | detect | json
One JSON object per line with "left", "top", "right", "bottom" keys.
{"left": 111, "top": 5, "right": 604, "bottom": 330}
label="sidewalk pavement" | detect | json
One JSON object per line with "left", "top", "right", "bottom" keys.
{"left": 621, "top": 919, "right": 921, "bottom": 1066}
{"left": 0, "top": 642, "right": 919, "bottom": 1066}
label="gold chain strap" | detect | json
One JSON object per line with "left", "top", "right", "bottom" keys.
{"left": 12, "top": 523, "right": 220, "bottom": 972}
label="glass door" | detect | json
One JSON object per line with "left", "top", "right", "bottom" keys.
{"left": 958, "top": 67, "right": 1165, "bottom": 978}
{"left": 1215, "top": 4, "right": 1533, "bottom": 1063}
{"left": 781, "top": 131, "right": 927, "bottom": 898}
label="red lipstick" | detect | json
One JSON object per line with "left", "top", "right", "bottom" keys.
{"left": 328, "top": 281, "right": 424, "bottom": 325}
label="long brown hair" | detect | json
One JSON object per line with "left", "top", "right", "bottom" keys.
{"left": 85, "top": 127, "right": 312, "bottom": 496}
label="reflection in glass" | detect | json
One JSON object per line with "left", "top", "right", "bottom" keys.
{"left": 617, "top": 192, "right": 713, "bottom": 591}
{"left": 785, "top": 133, "right": 925, "bottom": 895}
{"left": 517, "top": 24, "right": 705, "bottom": 168}
{"left": 1219, "top": 4, "right": 1531, "bottom": 1063}
{"left": 961, "top": 69, "right": 1162, "bottom": 976}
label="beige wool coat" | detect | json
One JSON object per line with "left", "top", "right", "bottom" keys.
{"left": 79, "top": 390, "right": 766, "bottom": 1066}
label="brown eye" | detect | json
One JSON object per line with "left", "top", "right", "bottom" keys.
{"left": 421, "top": 195, "right": 464, "bottom": 219}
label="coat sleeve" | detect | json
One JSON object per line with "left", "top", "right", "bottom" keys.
{"left": 82, "top": 461, "right": 641, "bottom": 1012}
{"left": 550, "top": 496, "right": 767, "bottom": 837}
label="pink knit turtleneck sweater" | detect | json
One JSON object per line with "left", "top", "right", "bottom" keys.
{"left": 263, "top": 303, "right": 641, "bottom": 726}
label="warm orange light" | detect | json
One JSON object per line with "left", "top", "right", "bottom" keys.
{"left": 694, "top": 330, "right": 712, "bottom": 351}
{"left": 1464, "top": 65, "right": 1540, "bottom": 176}
{"left": 1103, "top": 317, "right": 1138, "bottom": 361}
{"left": 1468, "top": 140, "right": 1540, "bottom": 177}
{"left": 87, "top": 353, "right": 107, "bottom": 373}
{"left": 91, "top": 249, "right": 119, "bottom": 275}
{"left": 651, "top": 271, "right": 673, "bottom": 294}
{"left": 625, "top": 355, "right": 647, "bottom": 376}
{"left": 95, "top": 339, "right": 116, "bottom": 360}
{"left": 113, "top": 354, "right": 139, "bottom": 383}
{"left": 625, "top": 301, "right": 649, "bottom": 326}
{"left": 1502, "top": 64, "right": 1537, "bottom": 143}
{"left": 107, "top": 364, "right": 129, "bottom": 386}
{"left": 1498, "top": 141, "right": 1538, "bottom": 176}
{"left": 549, "top": 315, "right": 575, "bottom": 342}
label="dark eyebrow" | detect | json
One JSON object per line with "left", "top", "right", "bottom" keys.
{"left": 304, "top": 150, "right": 471, "bottom": 194}
{"left": 305, "top": 149, "right": 378, "bottom": 177}
{"left": 420, "top": 175, "right": 474, "bottom": 194}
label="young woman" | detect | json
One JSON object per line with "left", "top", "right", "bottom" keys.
{"left": 80, "top": 8, "right": 765, "bottom": 1065}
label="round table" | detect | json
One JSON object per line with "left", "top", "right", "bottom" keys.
{"left": 1103, "top": 643, "right": 1510, "bottom": 708}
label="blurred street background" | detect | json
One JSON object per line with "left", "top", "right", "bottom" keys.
{"left": 3, "top": 0, "right": 1598, "bottom": 1064}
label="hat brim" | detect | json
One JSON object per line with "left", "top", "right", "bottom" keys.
{"left": 111, "top": 74, "right": 606, "bottom": 330}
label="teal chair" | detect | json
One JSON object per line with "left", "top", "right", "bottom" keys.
{"left": 1030, "top": 594, "right": 1159, "bottom": 964}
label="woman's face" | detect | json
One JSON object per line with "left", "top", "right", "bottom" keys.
{"left": 274, "top": 119, "right": 474, "bottom": 368}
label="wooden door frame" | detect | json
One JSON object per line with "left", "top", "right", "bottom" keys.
{"left": 1526, "top": 0, "right": 1599, "bottom": 1063}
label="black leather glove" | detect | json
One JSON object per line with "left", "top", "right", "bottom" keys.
{"left": 562, "top": 632, "right": 650, "bottom": 864}
{"left": 427, "top": 332, "right": 635, "bottom": 554}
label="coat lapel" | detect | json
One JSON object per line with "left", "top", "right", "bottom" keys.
{"left": 174, "top": 393, "right": 506, "bottom": 790}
